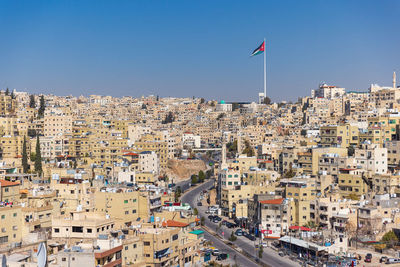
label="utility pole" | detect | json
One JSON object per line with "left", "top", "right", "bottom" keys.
{"left": 356, "top": 207, "right": 359, "bottom": 251}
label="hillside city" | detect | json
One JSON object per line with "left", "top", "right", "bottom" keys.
{"left": 1, "top": 74, "right": 400, "bottom": 267}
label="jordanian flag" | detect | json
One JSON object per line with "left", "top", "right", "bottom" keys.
{"left": 251, "top": 41, "right": 265, "bottom": 56}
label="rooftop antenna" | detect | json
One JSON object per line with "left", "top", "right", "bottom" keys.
{"left": 37, "top": 242, "right": 47, "bottom": 267}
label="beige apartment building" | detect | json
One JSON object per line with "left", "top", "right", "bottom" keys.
{"left": 94, "top": 190, "right": 143, "bottom": 227}
{"left": 0, "top": 205, "right": 22, "bottom": 248}
{"left": 52, "top": 211, "right": 116, "bottom": 241}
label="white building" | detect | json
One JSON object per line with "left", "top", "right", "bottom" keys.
{"left": 313, "top": 83, "right": 346, "bottom": 99}
{"left": 117, "top": 167, "right": 135, "bottom": 183}
{"left": 216, "top": 102, "right": 232, "bottom": 112}
{"left": 182, "top": 132, "right": 201, "bottom": 148}
{"left": 219, "top": 167, "right": 240, "bottom": 190}
{"left": 354, "top": 144, "right": 387, "bottom": 174}
{"left": 139, "top": 151, "right": 159, "bottom": 174}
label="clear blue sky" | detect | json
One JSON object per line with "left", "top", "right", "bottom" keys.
{"left": 0, "top": 1, "right": 399, "bottom": 101}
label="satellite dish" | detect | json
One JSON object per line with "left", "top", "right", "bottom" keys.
{"left": 1, "top": 254, "right": 6, "bottom": 267}
{"left": 36, "top": 242, "right": 47, "bottom": 267}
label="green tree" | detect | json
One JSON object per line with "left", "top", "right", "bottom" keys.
{"left": 242, "top": 140, "right": 254, "bottom": 157}
{"left": 34, "top": 135, "right": 42, "bottom": 175}
{"left": 38, "top": 95, "right": 45, "bottom": 118}
{"left": 263, "top": 96, "right": 271, "bottom": 105}
{"left": 191, "top": 174, "right": 198, "bottom": 184}
{"left": 229, "top": 231, "right": 237, "bottom": 242}
{"left": 73, "top": 160, "right": 77, "bottom": 169}
{"left": 174, "top": 186, "right": 182, "bottom": 202}
{"left": 200, "top": 216, "right": 205, "bottom": 226}
{"left": 217, "top": 113, "right": 225, "bottom": 120}
{"left": 198, "top": 170, "right": 205, "bottom": 183}
{"left": 381, "top": 230, "right": 398, "bottom": 247}
{"left": 11, "top": 91, "right": 15, "bottom": 99}
{"left": 348, "top": 193, "right": 360, "bottom": 201}
{"left": 258, "top": 245, "right": 263, "bottom": 258}
{"left": 22, "top": 136, "right": 29, "bottom": 173}
{"left": 29, "top": 94, "right": 35, "bottom": 108}
{"left": 162, "top": 111, "right": 175, "bottom": 124}
{"left": 5, "top": 88, "right": 9, "bottom": 96}
{"left": 193, "top": 208, "right": 198, "bottom": 215}
{"left": 303, "top": 221, "right": 318, "bottom": 231}
{"left": 30, "top": 152, "right": 36, "bottom": 162}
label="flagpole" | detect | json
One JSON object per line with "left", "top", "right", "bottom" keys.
{"left": 263, "top": 38, "right": 267, "bottom": 98}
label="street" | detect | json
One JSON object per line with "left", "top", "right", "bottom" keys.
{"left": 181, "top": 179, "right": 300, "bottom": 267}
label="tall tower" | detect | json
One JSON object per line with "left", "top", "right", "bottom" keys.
{"left": 393, "top": 71, "right": 397, "bottom": 89}
{"left": 221, "top": 142, "right": 227, "bottom": 167}
{"left": 237, "top": 132, "right": 242, "bottom": 155}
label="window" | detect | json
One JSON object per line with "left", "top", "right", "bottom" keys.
{"left": 54, "top": 228, "right": 60, "bottom": 233}
{"left": 144, "top": 241, "right": 150, "bottom": 246}
{"left": 124, "top": 200, "right": 128, "bottom": 204}
{"left": 87, "top": 228, "right": 92, "bottom": 233}
{"left": 1, "top": 215, "right": 4, "bottom": 219}
{"left": 72, "top": 226, "right": 83, "bottom": 233}
{"left": 62, "top": 258, "right": 66, "bottom": 262}
{"left": 0, "top": 236, "right": 8, "bottom": 244}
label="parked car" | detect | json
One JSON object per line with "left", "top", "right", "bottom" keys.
{"left": 386, "top": 258, "right": 400, "bottom": 264}
{"left": 214, "top": 216, "right": 222, "bottom": 222}
{"left": 247, "top": 234, "right": 256, "bottom": 241}
{"left": 197, "top": 202, "right": 202, "bottom": 206}
{"left": 217, "top": 253, "right": 229, "bottom": 261}
{"left": 380, "top": 256, "right": 388, "bottom": 263}
{"left": 235, "top": 229, "right": 243, "bottom": 236}
{"left": 278, "top": 251, "right": 285, "bottom": 257}
{"left": 242, "top": 232, "right": 249, "bottom": 238}
{"left": 221, "top": 220, "right": 227, "bottom": 225}
{"left": 208, "top": 215, "right": 214, "bottom": 220}
{"left": 226, "top": 222, "right": 235, "bottom": 228}
{"left": 365, "top": 253, "right": 372, "bottom": 262}
{"left": 212, "top": 249, "right": 220, "bottom": 256}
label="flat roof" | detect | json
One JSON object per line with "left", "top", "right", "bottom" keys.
{"left": 279, "top": 235, "right": 326, "bottom": 251}
{"left": 189, "top": 230, "right": 204, "bottom": 235}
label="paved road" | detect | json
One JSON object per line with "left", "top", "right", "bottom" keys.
{"left": 182, "top": 179, "right": 260, "bottom": 267}
{"left": 182, "top": 179, "right": 300, "bottom": 267}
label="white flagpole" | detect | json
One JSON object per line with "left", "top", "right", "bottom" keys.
{"left": 263, "top": 38, "right": 267, "bottom": 98}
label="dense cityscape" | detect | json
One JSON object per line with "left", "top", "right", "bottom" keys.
{"left": 0, "top": 75, "right": 399, "bottom": 266}
{"left": 1, "top": 1, "right": 399, "bottom": 267}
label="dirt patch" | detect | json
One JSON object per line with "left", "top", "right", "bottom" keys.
{"left": 166, "top": 159, "right": 207, "bottom": 181}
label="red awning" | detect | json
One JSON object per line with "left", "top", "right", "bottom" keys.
{"left": 289, "top": 226, "right": 311, "bottom": 231}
